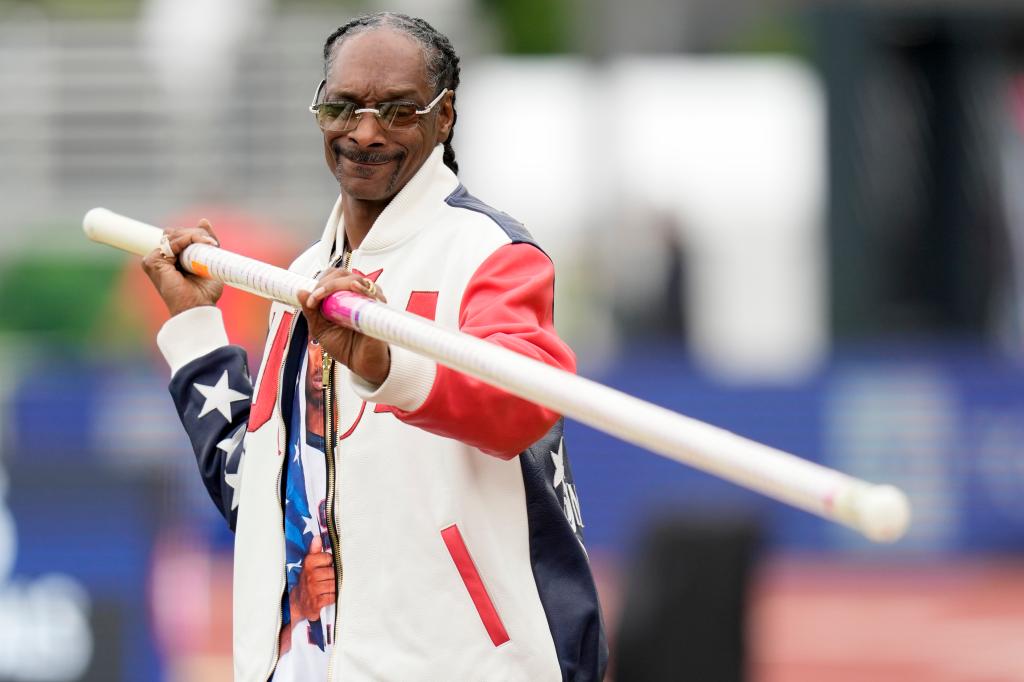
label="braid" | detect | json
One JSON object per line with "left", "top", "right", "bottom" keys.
{"left": 322, "top": 12, "right": 461, "bottom": 174}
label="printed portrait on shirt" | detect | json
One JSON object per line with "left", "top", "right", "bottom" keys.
{"left": 305, "top": 338, "right": 336, "bottom": 444}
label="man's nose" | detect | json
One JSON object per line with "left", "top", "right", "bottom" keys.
{"left": 346, "top": 111, "right": 387, "bottom": 145}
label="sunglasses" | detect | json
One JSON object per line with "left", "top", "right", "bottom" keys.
{"left": 309, "top": 80, "right": 448, "bottom": 132}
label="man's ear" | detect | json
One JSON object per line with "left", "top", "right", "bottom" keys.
{"left": 436, "top": 92, "right": 454, "bottom": 144}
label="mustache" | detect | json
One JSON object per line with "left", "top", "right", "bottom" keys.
{"left": 334, "top": 145, "right": 406, "bottom": 164}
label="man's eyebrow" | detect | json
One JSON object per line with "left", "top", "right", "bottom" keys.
{"left": 325, "top": 88, "right": 422, "bottom": 102}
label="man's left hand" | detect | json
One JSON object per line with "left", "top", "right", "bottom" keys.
{"left": 299, "top": 269, "right": 390, "bottom": 385}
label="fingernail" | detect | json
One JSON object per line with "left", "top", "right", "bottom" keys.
{"left": 312, "top": 287, "right": 325, "bottom": 298}
{"left": 306, "top": 295, "right": 315, "bottom": 307}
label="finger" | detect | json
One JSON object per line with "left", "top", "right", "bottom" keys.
{"left": 297, "top": 289, "right": 322, "bottom": 318}
{"left": 305, "top": 271, "right": 357, "bottom": 308}
{"left": 305, "top": 286, "right": 328, "bottom": 309}
{"left": 309, "top": 566, "right": 335, "bottom": 583}
{"left": 166, "top": 228, "right": 218, "bottom": 255}
{"left": 312, "top": 571, "right": 336, "bottom": 585}
{"left": 303, "top": 565, "right": 333, "bottom": 583}
{"left": 354, "top": 278, "right": 386, "bottom": 302}
{"left": 311, "top": 581, "right": 337, "bottom": 598}
{"left": 196, "top": 218, "right": 220, "bottom": 245}
{"left": 354, "top": 278, "right": 373, "bottom": 296}
{"left": 304, "top": 546, "right": 332, "bottom": 563}
{"left": 317, "top": 593, "right": 337, "bottom": 609}
{"left": 141, "top": 247, "right": 184, "bottom": 280}
{"left": 141, "top": 248, "right": 169, "bottom": 271}
{"left": 309, "top": 535, "right": 323, "bottom": 554}
{"left": 170, "top": 231, "right": 218, "bottom": 253}
{"left": 306, "top": 274, "right": 373, "bottom": 307}
{"left": 304, "top": 553, "right": 334, "bottom": 570}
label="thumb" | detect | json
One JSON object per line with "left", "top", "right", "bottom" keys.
{"left": 197, "top": 218, "right": 220, "bottom": 245}
{"left": 309, "top": 535, "right": 323, "bottom": 555}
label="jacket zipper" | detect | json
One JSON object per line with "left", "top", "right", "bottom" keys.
{"left": 325, "top": 249, "right": 350, "bottom": 682}
{"left": 266, "top": 311, "right": 297, "bottom": 681}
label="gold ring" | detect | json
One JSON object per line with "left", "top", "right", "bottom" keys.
{"left": 363, "top": 279, "right": 377, "bottom": 297}
{"left": 159, "top": 234, "right": 174, "bottom": 259}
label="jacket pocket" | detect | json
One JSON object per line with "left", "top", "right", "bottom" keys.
{"left": 440, "top": 524, "right": 510, "bottom": 647}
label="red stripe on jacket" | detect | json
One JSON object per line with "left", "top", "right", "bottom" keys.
{"left": 248, "top": 311, "right": 295, "bottom": 432}
{"left": 393, "top": 243, "right": 575, "bottom": 458}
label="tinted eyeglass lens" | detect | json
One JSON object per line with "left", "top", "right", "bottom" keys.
{"left": 379, "top": 102, "right": 419, "bottom": 128}
{"left": 317, "top": 103, "right": 357, "bottom": 131}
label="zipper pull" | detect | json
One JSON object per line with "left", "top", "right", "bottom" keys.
{"left": 322, "top": 347, "right": 334, "bottom": 385}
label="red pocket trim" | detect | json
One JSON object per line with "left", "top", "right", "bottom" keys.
{"left": 248, "top": 311, "right": 295, "bottom": 432}
{"left": 440, "top": 524, "right": 510, "bottom": 647}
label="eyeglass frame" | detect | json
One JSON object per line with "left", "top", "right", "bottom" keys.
{"left": 308, "top": 80, "right": 449, "bottom": 132}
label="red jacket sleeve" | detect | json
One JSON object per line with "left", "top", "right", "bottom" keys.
{"left": 392, "top": 242, "right": 576, "bottom": 458}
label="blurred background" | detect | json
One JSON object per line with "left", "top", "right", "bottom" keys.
{"left": 2, "top": 0, "right": 1024, "bottom": 679}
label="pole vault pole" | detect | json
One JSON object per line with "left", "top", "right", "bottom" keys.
{"left": 84, "top": 207, "right": 912, "bottom": 543}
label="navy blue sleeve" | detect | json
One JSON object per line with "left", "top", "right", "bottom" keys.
{"left": 520, "top": 420, "right": 609, "bottom": 681}
{"left": 168, "top": 345, "right": 252, "bottom": 531}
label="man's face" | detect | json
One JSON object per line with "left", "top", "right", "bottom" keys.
{"left": 321, "top": 28, "right": 453, "bottom": 202}
{"left": 306, "top": 339, "right": 324, "bottom": 410}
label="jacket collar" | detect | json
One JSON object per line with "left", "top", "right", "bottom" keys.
{"left": 313, "top": 144, "right": 458, "bottom": 269}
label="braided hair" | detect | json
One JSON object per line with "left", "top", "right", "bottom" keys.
{"left": 322, "top": 12, "right": 461, "bottom": 174}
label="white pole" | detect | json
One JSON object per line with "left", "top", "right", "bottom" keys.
{"left": 83, "top": 207, "right": 911, "bottom": 543}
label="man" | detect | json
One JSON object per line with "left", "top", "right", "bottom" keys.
{"left": 142, "top": 12, "right": 606, "bottom": 681}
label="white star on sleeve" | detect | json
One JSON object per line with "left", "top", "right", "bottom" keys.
{"left": 224, "top": 469, "right": 242, "bottom": 511}
{"left": 218, "top": 426, "right": 246, "bottom": 512}
{"left": 302, "top": 515, "right": 318, "bottom": 538}
{"left": 217, "top": 425, "right": 246, "bottom": 456}
{"left": 551, "top": 438, "right": 565, "bottom": 489}
{"left": 194, "top": 370, "right": 249, "bottom": 421}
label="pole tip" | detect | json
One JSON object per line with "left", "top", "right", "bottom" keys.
{"left": 857, "top": 485, "right": 911, "bottom": 543}
{"left": 82, "top": 207, "right": 109, "bottom": 240}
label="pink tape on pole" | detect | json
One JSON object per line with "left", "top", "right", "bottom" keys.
{"left": 321, "top": 290, "right": 371, "bottom": 330}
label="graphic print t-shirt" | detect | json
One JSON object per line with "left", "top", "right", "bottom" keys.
{"left": 273, "top": 344, "right": 335, "bottom": 680}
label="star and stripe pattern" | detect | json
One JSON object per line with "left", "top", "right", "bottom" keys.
{"left": 168, "top": 345, "right": 253, "bottom": 531}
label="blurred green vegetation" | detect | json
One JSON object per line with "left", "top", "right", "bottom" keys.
{"left": 484, "top": 0, "right": 571, "bottom": 54}
{"left": 0, "top": 251, "right": 140, "bottom": 351}
{"left": 724, "top": 13, "right": 811, "bottom": 58}
{"left": 0, "top": 0, "right": 139, "bottom": 19}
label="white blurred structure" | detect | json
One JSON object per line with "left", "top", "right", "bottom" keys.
{"left": 459, "top": 57, "right": 827, "bottom": 381}
{"left": 140, "top": 0, "right": 271, "bottom": 101}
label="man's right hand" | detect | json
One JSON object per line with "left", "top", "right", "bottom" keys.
{"left": 289, "top": 536, "right": 337, "bottom": 623}
{"left": 141, "top": 219, "right": 224, "bottom": 316}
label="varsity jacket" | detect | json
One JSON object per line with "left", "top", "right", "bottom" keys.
{"left": 157, "top": 146, "right": 607, "bottom": 681}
